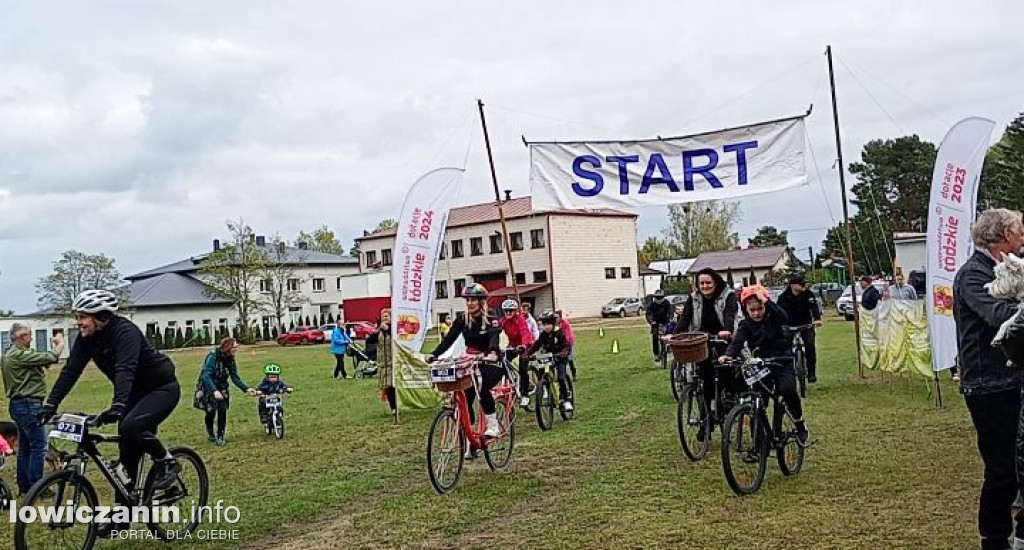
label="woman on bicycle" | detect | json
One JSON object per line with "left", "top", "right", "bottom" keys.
{"left": 498, "top": 298, "right": 534, "bottom": 408}
{"left": 38, "top": 289, "right": 183, "bottom": 490}
{"left": 673, "top": 268, "right": 739, "bottom": 402}
{"left": 425, "top": 284, "right": 503, "bottom": 437}
{"left": 196, "top": 337, "right": 257, "bottom": 445}
{"left": 717, "top": 285, "right": 809, "bottom": 445}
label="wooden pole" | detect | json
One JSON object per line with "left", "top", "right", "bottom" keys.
{"left": 477, "top": 99, "right": 522, "bottom": 306}
{"left": 826, "top": 45, "right": 866, "bottom": 379}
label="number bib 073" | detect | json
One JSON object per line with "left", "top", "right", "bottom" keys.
{"left": 742, "top": 363, "right": 771, "bottom": 387}
{"left": 49, "top": 414, "right": 87, "bottom": 443}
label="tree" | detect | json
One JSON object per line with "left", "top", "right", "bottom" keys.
{"left": 0, "top": 309, "right": 14, "bottom": 318}
{"left": 260, "top": 235, "right": 305, "bottom": 335}
{"left": 637, "top": 236, "right": 682, "bottom": 265}
{"left": 980, "top": 111, "right": 1024, "bottom": 212}
{"left": 199, "top": 219, "right": 268, "bottom": 344}
{"left": 376, "top": 219, "right": 398, "bottom": 231}
{"left": 819, "top": 212, "right": 894, "bottom": 276}
{"left": 154, "top": 330, "right": 164, "bottom": 350}
{"left": 848, "top": 135, "right": 936, "bottom": 233}
{"left": 174, "top": 327, "right": 185, "bottom": 349}
{"left": 36, "top": 250, "right": 124, "bottom": 313}
{"left": 749, "top": 226, "right": 789, "bottom": 248}
{"left": 663, "top": 201, "right": 741, "bottom": 258}
{"left": 295, "top": 226, "right": 344, "bottom": 255}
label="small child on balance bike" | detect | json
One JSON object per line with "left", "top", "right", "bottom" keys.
{"left": 256, "top": 363, "right": 294, "bottom": 427}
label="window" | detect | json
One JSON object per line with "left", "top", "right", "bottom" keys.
{"left": 167, "top": 321, "right": 177, "bottom": 328}
{"left": 287, "top": 278, "right": 300, "bottom": 291}
{"left": 35, "top": 329, "right": 48, "bottom": 352}
{"left": 489, "top": 234, "right": 503, "bottom": 254}
{"left": 313, "top": 278, "right": 325, "bottom": 292}
{"left": 470, "top": 237, "right": 483, "bottom": 256}
{"left": 365, "top": 250, "right": 378, "bottom": 266}
{"left": 533, "top": 270, "right": 548, "bottom": 283}
{"left": 319, "top": 304, "right": 331, "bottom": 314}
{"left": 439, "top": 243, "right": 447, "bottom": 260}
{"left": 436, "top": 280, "right": 449, "bottom": 299}
{"left": 621, "top": 267, "right": 632, "bottom": 279}
{"left": 454, "top": 278, "right": 466, "bottom": 296}
{"left": 515, "top": 272, "right": 526, "bottom": 285}
{"left": 510, "top": 232, "right": 524, "bottom": 251}
{"left": 337, "top": 277, "right": 342, "bottom": 291}
{"left": 451, "top": 240, "right": 464, "bottom": 258}
{"left": 146, "top": 322, "right": 159, "bottom": 336}
{"left": 0, "top": 332, "right": 9, "bottom": 351}
{"left": 382, "top": 249, "right": 393, "bottom": 266}
{"left": 531, "top": 229, "right": 546, "bottom": 249}
{"left": 605, "top": 267, "right": 616, "bottom": 279}
{"left": 185, "top": 320, "right": 195, "bottom": 328}
{"left": 259, "top": 279, "right": 272, "bottom": 293}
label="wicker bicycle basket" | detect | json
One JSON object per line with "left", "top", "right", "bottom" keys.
{"left": 667, "top": 332, "right": 710, "bottom": 363}
{"left": 434, "top": 376, "right": 473, "bottom": 393}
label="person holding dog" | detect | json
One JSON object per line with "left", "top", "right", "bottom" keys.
{"left": 953, "top": 208, "right": 1024, "bottom": 550}
{"left": 1, "top": 322, "right": 64, "bottom": 495}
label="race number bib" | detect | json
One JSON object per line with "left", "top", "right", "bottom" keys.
{"left": 742, "top": 362, "right": 771, "bottom": 387}
{"left": 429, "top": 366, "right": 457, "bottom": 384}
{"left": 49, "top": 414, "right": 87, "bottom": 443}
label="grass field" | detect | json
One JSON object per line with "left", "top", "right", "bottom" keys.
{"left": 0, "top": 319, "right": 982, "bottom": 549}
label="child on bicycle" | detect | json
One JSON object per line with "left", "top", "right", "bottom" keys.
{"left": 256, "top": 363, "right": 294, "bottom": 425}
{"left": 718, "top": 285, "right": 809, "bottom": 445}
{"left": 526, "top": 310, "right": 573, "bottom": 413}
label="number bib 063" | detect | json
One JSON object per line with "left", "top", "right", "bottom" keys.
{"left": 49, "top": 414, "right": 87, "bottom": 443}
{"left": 429, "top": 366, "right": 457, "bottom": 384}
{"left": 742, "top": 363, "right": 771, "bottom": 387}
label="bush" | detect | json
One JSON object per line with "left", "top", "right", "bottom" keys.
{"left": 175, "top": 328, "right": 185, "bottom": 349}
{"left": 164, "top": 328, "right": 175, "bottom": 349}
{"left": 662, "top": 278, "right": 692, "bottom": 296}
{"left": 153, "top": 330, "right": 164, "bottom": 349}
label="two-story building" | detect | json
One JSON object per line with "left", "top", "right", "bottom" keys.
{"left": 355, "top": 195, "right": 639, "bottom": 321}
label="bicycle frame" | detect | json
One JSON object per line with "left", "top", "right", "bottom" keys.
{"left": 53, "top": 427, "right": 144, "bottom": 508}
{"left": 739, "top": 367, "right": 797, "bottom": 452}
{"left": 532, "top": 356, "right": 563, "bottom": 404}
{"left": 441, "top": 361, "right": 516, "bottom": 451}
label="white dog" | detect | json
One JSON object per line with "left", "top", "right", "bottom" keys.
{"left": 986, "top": 253, "right": 1024, "bottom": 349}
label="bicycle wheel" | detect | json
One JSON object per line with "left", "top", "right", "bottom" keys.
{"left": 484, "top": 398, "right": 515, "bottom": 471}
{"left": 427, "top": 408, "right": 465, "bottom": 494}
{"left": 142, "top": 447, "right": 209, "bottom": 540}
{"left": 721, "top": 402, "right": 768, "bottom": 496}
{"left": 535, "top": 377, "right": 554, "bottom": 431}
{"left": 678, "top": 384, "right": 710, "bottom": 462}
{"left": 777, "top": 412, "right": 806, "bottom": 476}
{"left": 670, "top": 362, "right": 685, "bottom": 402}
{"left": 794, "top": 344, "right": 807, "bottom": 398}
{"left": 559, "top": 377, "right": 575, "bottom": 421}
{"left": 14, "top": 469, "right": 99, "bottom": 550}
{"left": 273, "top": 413, "right": 285, "bottom": 440}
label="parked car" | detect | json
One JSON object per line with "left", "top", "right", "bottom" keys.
{"left": 318, "top": 323, "right": 337, "bottom": 341}
{"left": 836, "top": 282, "right": 887, "bottom": 321}
{"left": 601, "top": 297, "right": 644, "bottom": 318}
{"left": 344, "top": 321, "right": 378, "bottom": 340}
{"left": 277, "top": 326, "right": 326, "bottom": 346}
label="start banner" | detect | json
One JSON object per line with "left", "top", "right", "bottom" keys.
{"left": 528, "top": 115, "right": 808, "bottom": 211}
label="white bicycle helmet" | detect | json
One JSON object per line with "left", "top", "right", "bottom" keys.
{"left": 72, "top": 289, "right": 119, "bottom": 314}
{"left": 501, "top": 298, "right": 519, "bottom": 311}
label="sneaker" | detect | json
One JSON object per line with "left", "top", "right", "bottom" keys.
{"left": 743, "top": 451, "right": 761, "bottom": 464}
{"left": 808, "top": 375, "right": 817, "bottom": 383}
{"left": 206, "top": 433, "right": 216, "bottom": 443}
{"left": 562, "top": 401, "right": 574, "bottom": 413}
{"left": 696, "top": 423, "right": 708, "bottom": 441}
{"left": 216, "top": 436, "right": 227, "bottom": 446}
{"left": 483, "top": 414, "right": 501, "bottom": 438}
{"left": 952, "top": 374, "right": 961, "bottom": 383}
{"left": 153, "top": 458, "right": 181, "bottom": 489}
{"left": 796, "top": 422, "right": 810, "bottom": 446}
{"left": 519, "top": 396, "right": 530, "bottom": 408}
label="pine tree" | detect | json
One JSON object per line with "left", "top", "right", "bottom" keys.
{"left": 749, "top": 267, "right": 758, "bottom": 285}
{"left": 154, "top": 330, "right": 164, "bottom": 350}
{"left": 254, "top": 325, "right": 263, "bottom": 341}
{"left": 164, "top": 328, "right": 175, "bottom": 349}
{"left": 175, "top": 328, "right": 185, "bottom": 349}
{"left": 327, "top": 313, "right": 335, "bottom": 324}
{"left": 184, "top": 327, "right": 195, "bottom": 347}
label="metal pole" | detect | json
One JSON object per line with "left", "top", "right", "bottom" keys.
{"left": 477, "top": 99, "right": 522, "bottom": 306}
{"left": 827, "top": 45, "right": 866, "bottom": 379}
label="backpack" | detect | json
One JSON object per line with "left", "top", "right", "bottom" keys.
{"left": 192, "top": 350, "right": 226, "bottom": 409}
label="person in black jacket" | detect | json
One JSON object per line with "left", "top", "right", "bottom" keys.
{"left": 38, "top": 289, "right": 182, "bottom": 533}
{"left": 673, "top": 268, "right": 738, "bottom": 407}
{"left": 526, "top": 310, "right": 574, "bottom": 413}
{"left": 953, "top": 208, "right": 1024, "bottom": 549}
{"left": 859, "top": 276, "right": 881, "bottom": 311}
{"left": 647, "top": 290, "right": 673, "bottom": 360}
{"left": 426, "top": 283, "right": 502, "bottom": 438}
{"left": 777, "top": 273, "right": 823, "bottom": 382}
{"left": 719, "top": 285, "right": 808, "bottom": 445}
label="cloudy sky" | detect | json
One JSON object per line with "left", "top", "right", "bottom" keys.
{"left": 1, "top": 1, "right": 1020, "bottom": 312}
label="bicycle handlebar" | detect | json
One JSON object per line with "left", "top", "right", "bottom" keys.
{"left": 785, "top": 324, "right": 816, "bottom": 331}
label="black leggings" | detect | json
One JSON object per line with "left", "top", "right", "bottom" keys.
{"left": 334, "top": 353, "right": 347, "bottom": 378}
{"left": 384, "top": 387, "right": 396, "bottom": 412}
{"left": 765, "top": 366, "right": 803, "bottom": 421}
{"left": 463, "top": 363, "right": 505, "bottom": 420}
{"left": 205, "top": 399, "right": 228, "bottom": 437}
{"left": 505, "top": 349, "right": 531, "bottom": 397}
{"left": 120, "top": 381, "right": 180, "bottom": 485}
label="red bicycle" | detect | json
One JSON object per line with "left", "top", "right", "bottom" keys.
{"left": 426, "top": 355, "right": 517, "bottom": 494}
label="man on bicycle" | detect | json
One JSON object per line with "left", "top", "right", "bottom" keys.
{"left": 777, "top": 273, "right": 823, "bottom": 383}
{"left": 497, "top": 298, "right": 535, "bottom": 409}
{"left": 647, "top": 290, "right": 673, "bottom": 362}
{"left": 425, "top": 284, "right": 503, "bottom": 438}
{"left": 718, "top": 285, "right": 809, "bottom": 445}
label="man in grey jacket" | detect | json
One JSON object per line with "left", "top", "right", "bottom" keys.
{"left": 953, "top": 208, "right": 1024, "bottom": 550}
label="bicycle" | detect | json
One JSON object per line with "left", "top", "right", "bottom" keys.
{"left": 669, "top": 336, "right": 728, "bottom": 403}
{"left": 654, "top": 324, "right": 669, "bottom": 369}
{"left": 14, "top": 411, "right": 209, "bottom": 550}
{"left": 785, "top": 324, "right": 814, "bottom": 398}
{"left": 675, "top": 339, "right": 739, "bottom": 462}
{"left": 529, "top": 353, "right": 575, "bottom": 430}
{"left": 426, "top": 355, "right": 517, "bottom": 494}
{"left": 719, "top": 357, "right": 807, "bottom": 496}
{"left": 256, "top": 389, "right": 292, "bottom": 440}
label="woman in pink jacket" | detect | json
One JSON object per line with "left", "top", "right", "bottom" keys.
{"left": 499, "top": 299, "right": 535, "bottom": 408}
{"left": 556, "top": 310, "right": 577, "bottom": 380}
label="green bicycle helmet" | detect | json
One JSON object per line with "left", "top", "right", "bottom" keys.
{"left": 461, "top": 283, "right": 489, "bottom": 298}
{"left": 263, "top": 363, "right": 282, "bottom": 375}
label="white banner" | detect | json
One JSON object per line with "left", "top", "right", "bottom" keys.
{"left": 528, "top": 115, "right": 808, "bottom": 210}
{"left": 925, "top": 117, "right": 995, "bottom": 371}
{"left": 390, "top": 167, "right": 464, "bottom": 356}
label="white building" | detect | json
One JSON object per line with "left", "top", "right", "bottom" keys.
{"left": 893, "top": 232, "right": 926, "bottom": 275}
{"left": 0, "top": 316, "right": 76, "bottom": 359}
{"left": 356, "top": 195, "right": 639, "bottom": 320}
{"left": 686, "top": 246, "right": 793, "bottom": 286}
{"left": 121, "top": 238, "right": 359, "bottom": 337}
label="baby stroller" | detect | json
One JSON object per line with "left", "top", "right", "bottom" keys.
{"left": 348, "top": 341, "right": 378, "bottom": 379}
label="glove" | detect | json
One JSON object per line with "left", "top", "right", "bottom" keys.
{"left": 94, "top": 404, "right": 125, "bottom": 426}
{"left": 36, "top": 403, "right": 57, "bottom": 424}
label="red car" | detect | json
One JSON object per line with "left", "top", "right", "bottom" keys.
{"left": 277, "top": 326, "right": 326, "bottom": 346}
{"left": 344, "top": 322, "right": 378, "bottom": 340}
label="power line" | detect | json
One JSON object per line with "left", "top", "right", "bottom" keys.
{"left": 837, "top": 53, "right": 950, "bottom": 128}
{"left": 837, "top": 56, "right": 906, "bottom": 135}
